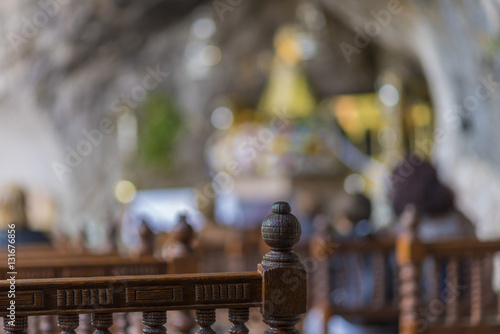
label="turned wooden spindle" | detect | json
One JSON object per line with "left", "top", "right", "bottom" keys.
{"left": 195, "top": 309, "right": 216, "bottom": 334}
{"left": 228, "top": 307, "right": 250, "bottom": 334}
{"left": 445, "top": 257, "right": 459, "bottom": 324}
{"left": 259, "top": 201, "right": 307, "bottom": 334}
{"left": 372, "top": 251, "right": 386, "bottom": 308}
{"left": 4, "top": 316, "right": 28, "bottom": 334}
{"left": 482, "top": 256, "right": 495, "bottom": 310}
{"left": 142, "top": 311, "right": 166, "bottom": 334}
{"left": 91, "top": 313, "right": 113, "bottom": 334}
{"left": 396, "top": 205, "right": 424, "bottom": 334}
{"left": 470, "top": 257, "right": 484, "bottom": 324}
{"left": 58, "top": 314, "right": 79, "bottom": 334}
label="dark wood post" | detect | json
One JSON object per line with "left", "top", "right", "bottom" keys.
{"left": 396, "top": 205, "right": 425, "bottom": 334}
{"left": 259, "top": 201, "right": 307, "bottom": 334}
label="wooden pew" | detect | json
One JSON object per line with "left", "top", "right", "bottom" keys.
{"left": 0, "top": 201, "right": 307, "bottom": 334}
{"left": 309, "top": 220, "right": 398, "bottom": 333}
{"left": 397, "top": 205, "right": 500, "bottom": 334}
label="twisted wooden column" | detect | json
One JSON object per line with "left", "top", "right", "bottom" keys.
{"left": 58, "top": 314, "right": 79, "bottom": 334}
{"left": 91, "top": 313, "right": 113, "bottom": 334}
{"left": 445, "top": 257, "right": 459, "bottom": 324}
{"left": 259, "top": 201, "right": 307, "bottom": 334}
{"left": 142, "top": 311, "right": 167, "bottom": 334}
{"left": 4, "top": 315, "right": 28, "bottom": 334}
{"left": 396, "top": 205, "right": 425, "bottom": 334}
{"left": 195, "top": 309, "right": 216, "bottom": 334}
{"left": 228, "top": 307, "right": 249, "bottom": 333}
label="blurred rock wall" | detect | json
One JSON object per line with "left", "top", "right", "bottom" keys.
{"left": 322, "top": 0, "right": 500, "bottom": 238}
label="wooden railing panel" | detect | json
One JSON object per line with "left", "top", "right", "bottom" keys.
{"left": 396, "top": 205, "right": 500, "bottom": 334}
{"left": 0, "top": 201, "right": 307, "bottom": 334}
{"left": 0, "top": 273, "right": 262, "bottom": 317}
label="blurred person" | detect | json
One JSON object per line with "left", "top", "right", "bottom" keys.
{"left": 390, "top": 154, "right": 476, "bottom": 241}
{"left": 332, "top": 192, "right": 375, "bottom": 239}
{"left": 390, "top": 155, "right": 477, "bottom": 323}
{"left": 0, "top": 185, "right": 50, "bottom": 245}
{"left": 305, "top": 192, "right": 398, "bottom": 334}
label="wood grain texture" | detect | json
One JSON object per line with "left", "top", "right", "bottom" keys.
{"left": 0, "top": 273, "right": 262, "bottom": 316}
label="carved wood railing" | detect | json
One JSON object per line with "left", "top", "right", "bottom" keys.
{"left": 397, "top": 205, "right": 500, "bottom": 334}
{"left": 309, "top": 219, "right": 397, "bottom": 333}
{"left": 0, "top": 201, "right": 307, "bottom": 334}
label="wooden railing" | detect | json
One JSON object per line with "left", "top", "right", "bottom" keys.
{"left": 0, "top": 255, "right": 168, "bottom": 280}
{"left": 310, "top": 220, "right": 397, "bottom": 333}
{"left": 397, "top": 205, "right": 500, "bottom": 334}
{"left": 0, "top": 201, "right": 307, "bottom": 333}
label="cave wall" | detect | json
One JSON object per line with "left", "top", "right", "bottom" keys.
{"left": 322, "top": 0, "right": 500, "bottom": 238}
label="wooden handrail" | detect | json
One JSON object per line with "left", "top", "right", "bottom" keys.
{"left": 0, "top": 254, "right": 167, "bottom": 280}
{"left": 0, "top": 272, "right": 263, "bottom": 316}
{"left": 425, "top": 239, "right": 500, "bottom": 257}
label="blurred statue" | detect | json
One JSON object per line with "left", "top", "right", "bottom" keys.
{"left": 136, "top": 219, "right": 155, "bottom": 256}
{"left": 390, "top": 154, "right": 476, "bottom": 241}
{"left": 0, "top": 185, "right": 50, "bottom": 245}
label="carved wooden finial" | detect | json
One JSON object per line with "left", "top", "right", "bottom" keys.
{"left": 260, "top": 201, "right": 306, "bottom": 334}
{"left": 262, "top": 201, "right": 301, "bottom": 262}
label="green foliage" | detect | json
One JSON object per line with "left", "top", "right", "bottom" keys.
{"left": 138, "top": 94, "right": 183, "bottom": 167}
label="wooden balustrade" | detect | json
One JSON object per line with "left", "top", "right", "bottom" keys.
{"left": 396, "top": 205, "right": 500, "bottom": 334}
{"left": 309, "top": 220, "right": 398, "bottom": 333}
{"left": 0, "top": 201, "right": 307, "bottom": 334}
